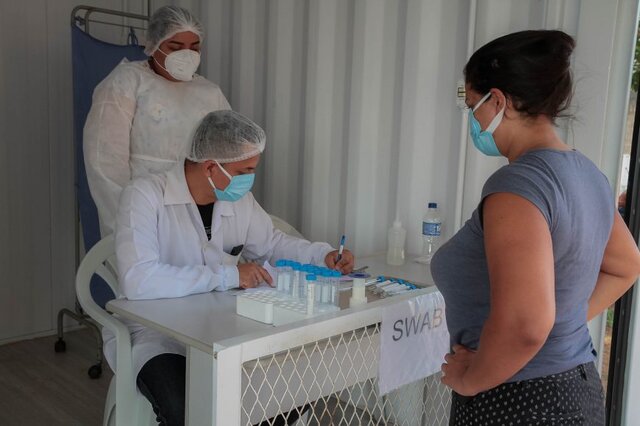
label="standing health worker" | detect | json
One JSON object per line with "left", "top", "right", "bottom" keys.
{"left": 84, "top": 5, "right": 230, "bottom": 236}
{"left": 431, "top": 30, "right": 640, "bottom": 425}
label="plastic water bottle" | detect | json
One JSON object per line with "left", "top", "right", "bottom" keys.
{"left": 417, "top": 202, "right": 441, "bottom": 264}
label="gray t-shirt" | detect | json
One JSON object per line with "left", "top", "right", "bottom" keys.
{"left": 431, "top": 149, "right": 614, "bottom": 382}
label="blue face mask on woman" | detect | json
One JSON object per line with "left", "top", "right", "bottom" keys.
{"left": 469, "top": 92, "right": 505, "bottom": 157}
{"left": 207, "top": 160, "right": 255, "bottom": 202}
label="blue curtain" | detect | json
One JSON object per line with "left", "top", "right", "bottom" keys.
{"left": 71, "top": 25, "right": 146, "bottom": 307}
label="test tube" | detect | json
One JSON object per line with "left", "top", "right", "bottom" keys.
{"left": 331, "top": 270, "right": 341, "bottom": 307}
{"left": 290, "top": 262, "right": 301, "bottom": 298}
{"left": 299, "top": 265, "right": 312, "bottom": 299}
{"left": 371, "top": 280, "right": 395, "bottom": 294}
{"left": 281, "top": 260, "right": 293, "bottom": 294}
{"left": 373, "top": 279, "right": 393, "bottom": 288}
{"left": 306, "top": 274, "right": 316, "bottom": 315}
{"left": 275, "top": 259, "right": 287, "bottom": 292}
{"left": 315, "top": 269, "right": 325, "bottom": 302}
{"left": 382, "top": 283, "right": 406, "bottom": 293}
{"left": 385, "top": 283, "right": 414, "bottom": 295}
{"left": 320, "top": 270, "right": 332, "bottom": 304}
{"left": 383, "top": 286, "right": 411, "bottom": 297}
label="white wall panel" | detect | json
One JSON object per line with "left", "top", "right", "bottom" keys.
{"left": 263, "top": 0, "right": 307, "bottom": 233}
{"left": 343, "top": 0, "right": 398, "bottom": 255}
{"left": 570, "top": 1, "right": 620, "bottom": 167}
{"left": 230, "top": 0, "right": 269, "bottom": 202}
{"left": 395, "top": 0, "right": 469, "bottom": 255}
{"left": 0, "top": 0, "right": 52, "bottom": 340}
{"left": 190, "top": 0, "right": 475, "bottom": 255}
{"left": 200, "top": 0, "right": 233, "bottom": 110}
{"left": 46, "top": 0, "right": 80, "bottom": 335}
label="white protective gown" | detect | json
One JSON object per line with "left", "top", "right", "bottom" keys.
{"left": 83, "top": 59, "right": 231, "bottom": 236}
{"left": 104, "top": 161, "right": 334, "bottom": 376}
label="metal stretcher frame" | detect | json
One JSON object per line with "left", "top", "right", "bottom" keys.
{"left": 70, "top": 5, "right": 151, "bottom": 32}
{"left": 55, "top": 5, "right": 149, "bottom": 379}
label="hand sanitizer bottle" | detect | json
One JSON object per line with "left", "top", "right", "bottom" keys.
{"left": 386, "top": 219, "right": 406, "bottom": 266}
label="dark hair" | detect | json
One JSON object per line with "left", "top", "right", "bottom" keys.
{"left": 464, "top": 30, "right": 575, "bottom": 120}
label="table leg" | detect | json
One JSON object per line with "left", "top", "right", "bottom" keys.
{"left": 186, "top": 345, "right": 243, "bottom": 426}
{"left": 186, "top": 346, "right": 214, "bottom": 426}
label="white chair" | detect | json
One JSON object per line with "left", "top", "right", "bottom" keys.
{"left": 269, "top": 214, "right": 305, "bottom": 239}
{"left": 75, "top": 235, "right": 155, "bottom": 426}
{"left": 239, "top": 215, "right": 306, "bottom": 264}
{"left": 79, "top": 220, "right": 303, "bottom": 425}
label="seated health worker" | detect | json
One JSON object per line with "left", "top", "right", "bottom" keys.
{"left": 84, "top": 5, "right": 230, "bottom": 236}
{"left": 431, "top": 30, "right": 640, "bottom": 425}
{"left": 106, "top": 110, "right": 355, "bottom": 425}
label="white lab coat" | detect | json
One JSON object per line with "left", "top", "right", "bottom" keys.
{"left": 103, "top": 161, "right": 334, "bottom": 376}
{"left": 83, "top": 59, "right": 231, "bottom": 236}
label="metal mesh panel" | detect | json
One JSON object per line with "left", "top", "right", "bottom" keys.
{"left": 241, "top": 324, "right": 451, "bottom": 425}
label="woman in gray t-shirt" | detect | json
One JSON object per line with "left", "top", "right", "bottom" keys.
{"left": 432, "top": 30, "right": 640, "bottom": 425}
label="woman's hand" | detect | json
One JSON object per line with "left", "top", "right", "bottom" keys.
{"left": 325, "top": 249, "right": 355, "bottom": 274}
{"left": 441, "top": 344, "right": 478, "bottom": 396}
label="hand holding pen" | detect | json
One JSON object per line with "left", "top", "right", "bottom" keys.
{"left": 325, "top": 234, "right": 355, "bottom": 274}
{"left": 336, "top": 235, "right": 345, "bottom": 263}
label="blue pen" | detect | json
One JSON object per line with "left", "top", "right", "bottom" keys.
{"left": 335, "top": 235, "right": 346, "bottom": 264}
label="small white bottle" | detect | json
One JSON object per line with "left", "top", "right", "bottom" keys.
{"left": 386, "top": 219, "right": 406, "bottom": 266}
{"left": 349, "top": 278, "right": 368, "bottom": 308}
{"left": 416, "top": 202, "right": 441, "bottom": 264}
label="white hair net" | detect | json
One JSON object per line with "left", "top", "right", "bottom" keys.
{"left": 188, "top": 111, "right": 266, "bottom": 163}
{"left": 144, "top": 6, "right": 204, "bottom": 55}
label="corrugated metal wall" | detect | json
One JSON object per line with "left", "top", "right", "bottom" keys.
{"left": 186, "top": 0, "right": 472, "bottom": 255}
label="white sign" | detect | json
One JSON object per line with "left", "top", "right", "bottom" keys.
{"left": 378, "top": 291, "right": 449, "bottom": 395}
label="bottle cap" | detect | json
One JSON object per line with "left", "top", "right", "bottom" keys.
{"left": 428, "top": 202, "right": 437, "bottom": 208}
{"left": 392, "top": 219, "right": 403, "bottom": 228}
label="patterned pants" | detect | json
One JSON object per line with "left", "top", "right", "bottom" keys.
{"left": 449, "top": 363, "right": 605, "bottom": 425}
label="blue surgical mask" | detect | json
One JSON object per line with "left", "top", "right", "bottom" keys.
{"left": 469, "top": 92, "right": 504, "bottom": 157}
{"left": 207, "top": 161, "right": 255, "bottom": 202}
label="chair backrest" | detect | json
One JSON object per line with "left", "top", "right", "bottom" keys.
{"left": 75, "top": 235, "right": 118, "bottom": 324}
{"left": 75, "top": 235, "right": 153, "bottom": 425}
{"left": 71, "top": 24, "right": 147, "bottom": 308}
{"left": 237, "top": 215, "right": 304, "bottom": 264}
{"left": 269, "top": 214, "right": 305, "bottom": 239}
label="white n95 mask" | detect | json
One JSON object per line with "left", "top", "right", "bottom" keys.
{"left": 155, "top": 48, "right": 201, "bottom": 82}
